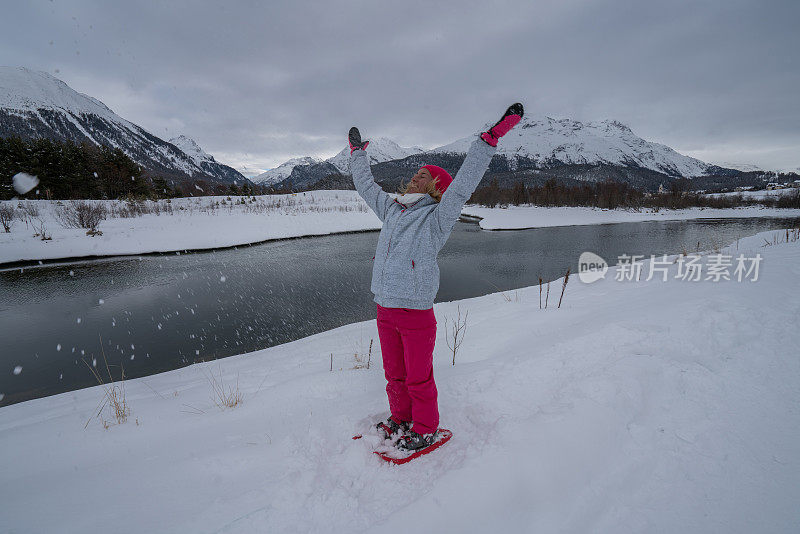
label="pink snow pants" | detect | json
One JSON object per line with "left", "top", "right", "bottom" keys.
{"left": 376, "top": 304, "right": 439, "bottom": 435}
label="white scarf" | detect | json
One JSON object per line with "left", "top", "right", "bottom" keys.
{"left": 391, "top": 192, "right": 427, "bottom": 205}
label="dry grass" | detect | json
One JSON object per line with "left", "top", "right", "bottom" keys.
{"left": 204, "top": 366, "right": 243, "bottom": 410}
{"left": 762, "top": 227, "right": 800, "bottom": 247}
{"left": 345, "top": 329, "right": 375, "bottom": 370}
{"left": 104, "top": 194, "right": 369, "bottom": 219}
{"left": 352, "top": 338, "right": 373, "bottom": 370}
{"left": 558, "top": 268, "right": 571, "bottom": 309}
{"left": 486, "top": 280, "right": 520, "bottom": 303}
{"left": 83, "top": 335, "right": 130, "bottom": 429}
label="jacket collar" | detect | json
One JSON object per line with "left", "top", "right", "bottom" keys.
{"left": 390, "top": 192, "right": 436, "bottom": 208}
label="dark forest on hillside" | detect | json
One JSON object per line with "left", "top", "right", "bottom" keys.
{"left": 0, "top": 137, "right": 280, "bottom": 200}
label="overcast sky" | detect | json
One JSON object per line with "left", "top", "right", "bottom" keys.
{"left": 1, "top": 0, "right": 798, "bottom": 175}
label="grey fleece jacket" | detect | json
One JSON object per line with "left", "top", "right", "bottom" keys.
{"left": 350, "top": 137, "right": 497, "bottom": 309}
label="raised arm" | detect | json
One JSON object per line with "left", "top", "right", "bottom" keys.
{"left": 434, "top": 103, "right": 524, "bottom": 240}
{"left": 434, "top": 138, "right": 496, "bottom": 237}
{"left": 348, "top": 127, "right": 398, "bottom": 222}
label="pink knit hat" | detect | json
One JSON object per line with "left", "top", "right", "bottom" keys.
{"left": 422, "top": 165, "right": 453, "bottom": 193}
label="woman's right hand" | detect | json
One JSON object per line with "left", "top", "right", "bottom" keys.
{"left": 349, "top": 127, "right": 370, "bottom": 153}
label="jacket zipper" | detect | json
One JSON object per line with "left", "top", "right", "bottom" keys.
{"left": 381, "top": 198, "right": 423, "bottom": 292}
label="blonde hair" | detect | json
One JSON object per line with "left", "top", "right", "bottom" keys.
{"left": 398, "top": 176, "right": 443, "bottom": 203}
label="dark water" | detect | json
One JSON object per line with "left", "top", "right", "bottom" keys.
{"left": 1, "top": 216, "right": 798, "bottom": 406}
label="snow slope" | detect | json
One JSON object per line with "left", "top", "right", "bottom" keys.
{"left": 0, "top": 228, "right": 798, "bottom": 533}
{"left": 0, "top": 191, "right": 380, "bottom": 265}
{"left": 461, "top": 204, "right": 800, "bottom": 230}
{"left": 0, "top": 66, "right": 119, "bottom": 119}
{"left": 432, "top": 116, "right": 712, "bottom": 177}
{"left": 2, "top": 192, "right": 799, "bottom": 264}
{"left": 169, "top": 135, "right": 219, "bottom": 168}
{"left": 168, "top": 134, "right": 246, "bottom": 184}
{"left": 326, "top": 136, "right": 424, "bottom": 173}
{"left": 252, "top": 156, "right": 322, "bottom": 185}
{"left": 0, "top": 67, "right": 245, "bottom": 183}
{"left": 706, "top": 188, "right": 800, "bottom": 200}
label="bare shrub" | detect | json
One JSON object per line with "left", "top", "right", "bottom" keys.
{"left": 0, "top": 204, "right": 15, "bottom": 232}
{"left": 56, "top": 200, "right": 107, "bottom": 231}
{"left": 18, "top": 201, "right": 39, "bottom": 219}
{"left": 445, "top": 305, "right": 469, "bottom": 366}
{"left": 32, "top": 217, "right": 51, "bottom": 240}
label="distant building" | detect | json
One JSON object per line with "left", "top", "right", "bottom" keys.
{"left": 766, "top": 183, "right": 781, "bottom": 190}
{"left": 658, "top": 183, "right": 666, "bottom": 194}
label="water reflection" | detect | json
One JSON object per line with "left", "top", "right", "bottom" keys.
{"left": 1, "top": 216, "right": 798, "bottom": 406}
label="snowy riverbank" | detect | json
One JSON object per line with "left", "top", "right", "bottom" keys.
{"left": 0, "top": 191, "right": 381, "bottom": 265}
{"left": 461, "top": 203, "right": 800, "bottom": 230}
{"left": 3, "top": 191, "right": 800, "bottom": 265}
{"left": 1, "top": 227, "right": 798, "bottom": 533}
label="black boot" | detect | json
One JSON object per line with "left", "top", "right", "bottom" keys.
{"left": 376, "top": 417, "right": 410, "bottom": 439}
{"left": 397, "top": 429, "right": 437, "bottom": 451}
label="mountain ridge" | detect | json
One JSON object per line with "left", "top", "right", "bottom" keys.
{"left": 0, "top": 66, "right": 246, "bottom": 185}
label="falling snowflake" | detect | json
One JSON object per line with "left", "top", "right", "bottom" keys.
{"left": 13, "top": 366, "right": 22, "bottom": 375}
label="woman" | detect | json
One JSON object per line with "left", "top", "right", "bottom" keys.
{"left": 348, "top": 103, "right": 523, "bottom": 451}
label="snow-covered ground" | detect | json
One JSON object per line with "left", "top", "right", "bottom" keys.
{"left": 3, "top": 191, "right": 800, "bottom": 264}
{"left": 1, "top": 228, "right": 798, "bottom": 533}
{"left": 705, "top": 188, "right": 800, "bottom": 200}
{"left": 0, "top": 191, "right": 380, "bottom": 264}
{"left": 461, "top": 204, "right": 800, "bottom": 230}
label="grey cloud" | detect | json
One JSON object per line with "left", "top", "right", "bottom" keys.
{"left": 1, "top": 0, "right": 797, "bottom": 173}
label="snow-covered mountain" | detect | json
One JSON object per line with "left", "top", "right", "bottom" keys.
{"left": 713, "top": 162, "right": 763, "bottom": 173}
{"left": 168, "top": 135, "right": 244, "bottom": 184}
{"left": 269, "top": 118, "right": 730, "bottom": 192}
{"left": 253, "top": 156, "right": 321, "bottom": 185}
{"left": 431, "top": 116, "right": 712, "bottom": 178}
{"left": 265, "top": 137, "right": 425, "bottom": 191}
{"left": 0, "top": 66, "right": 245, "bottom": 184}
{"left": 326, "top": 137, "right": 425, "bottom": 173}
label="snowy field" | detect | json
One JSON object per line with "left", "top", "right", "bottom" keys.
{"left": 1, "top": 228, "right": 798, "bottom": 533}
{"left": 3, "top": 190, "right": 800, "bottom": 265}
{"left": 705, "top": 188, "right": 800, "bottom": 200}
{"left": 0, "top": 191, "right": 380, "bottom": 265}
{"left": 461, "top": 203, "right": 800, "bottom": 230}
